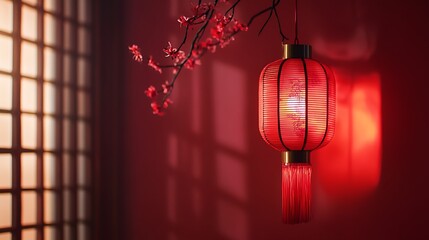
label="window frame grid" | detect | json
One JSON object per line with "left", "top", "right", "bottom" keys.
{"left": 0, "top": 0, "right": 94, "bottom": 239}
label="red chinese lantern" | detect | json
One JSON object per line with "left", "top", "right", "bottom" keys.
{"left": 259, "top": 44, "right": 336, "bottom": 223}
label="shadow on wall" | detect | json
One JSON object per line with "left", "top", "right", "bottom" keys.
{"left": 165, "top": 61, "right": 250, "bottom": 240}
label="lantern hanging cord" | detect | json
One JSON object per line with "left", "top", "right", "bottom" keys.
{"left": 294, "top": 0, "right": 299, "bottom": 44}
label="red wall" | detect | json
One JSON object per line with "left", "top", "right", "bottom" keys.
{"left": 118, "top": 0, "right": 429, "bottom": 239}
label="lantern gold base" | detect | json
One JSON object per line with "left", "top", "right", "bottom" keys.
{"left": 281, "top": 151, "right": 310, "bottom": 165}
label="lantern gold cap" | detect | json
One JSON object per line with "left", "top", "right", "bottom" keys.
{"left": 282, "top": 44, "right": 312, "bottom": 59}
{"left": 281, "top": 151, "right": 310, "bottom": 165}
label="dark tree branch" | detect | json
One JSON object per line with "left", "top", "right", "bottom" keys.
{"left": 247, "top": 0, "right": 281, "bottom": 27}
{"left": 273, "top": 0, "right": 288, "bottom": 42}
{"left": 258, "top": 7, "right": 273, "bottom": 36}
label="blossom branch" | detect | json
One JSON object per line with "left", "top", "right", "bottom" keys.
{"left": 130, "top": 0, "right": 287, "bottom": 115}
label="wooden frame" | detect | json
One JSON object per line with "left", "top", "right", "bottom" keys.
{"left": 0, "top": 0, "right": 94, "bottom": 239}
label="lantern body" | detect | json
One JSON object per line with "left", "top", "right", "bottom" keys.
{"left": 259, "top": 58, "right": 335, "bottom": 152}
{"left": 258, "top": 51, "right": 336, "bottom": 223}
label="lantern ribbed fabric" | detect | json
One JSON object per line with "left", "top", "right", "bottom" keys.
{"left": 258, "top": 58, "right": 335, "bottom": 151}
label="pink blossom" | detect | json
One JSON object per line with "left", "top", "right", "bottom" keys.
{"left": 177, "top": 16, "right": 190, "bottom": 27}
{"left": 163, "top": 98, "right": 173, "bottom": 109}
{"left": 184, "top": 58, "right": 201, "bottom": 70}
{"left": 173, "top": 50, "right": 186, "bottom": 64}
{"left": 128, "top": 44, "right": 143, "bottom": 62}
{"left": 199, "top": 38, "right": 216, "bottom": 53}
{"left": 207, "top": 43, "right": 216, "bottom": 53}
{"left": 148, "top": 56, "right": 162, "bottom": 73}
{"left": 144, "top": 85, "right": 157, "bottom": 99}
{"left": 192, "top": 49, "right": 201, "bottom": 58}
{"left": 162, "top": 81, "right": 171, "bottom": 94}
{"left": 210, "top": 25, "right": 224, "bottom": 41}
{"left": 212, "top": 13, "right": 231, "bottom": 27}
{"left": 163, "top": 42, "right": 186, "bottom": 63}
{"left": 191, "top": 2, "right": 213, "bottom": 16}
{"left": 193, "top": 39, "right": 212, "bottom": 57}
{"left": 151, "top": 102, "right": 164, "bottom": 116}
{"left": 232, "top": 20, "right": 249, "bottom": 32}
{"left": 197, "top": 15, "right": 207, "bottom": 22}
{"left": 212, "top": 13, "right": 223, "bottom": 24}
{"left": 163, "top": 42, "right": 178, "bottom": 58}
{"left": 220, "top": 36, "right": 234, "bottom": 48}
{"left": 172, "top": 67, "right": 179, "bottom": 74}
{"left": 191, "top": 3, "right": 199, "bottom": 15}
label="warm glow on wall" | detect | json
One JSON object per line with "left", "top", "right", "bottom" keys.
{"left": 313, "top": 70, "right": 381, "bottom": 199}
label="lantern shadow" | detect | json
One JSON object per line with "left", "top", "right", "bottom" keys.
{"left": 304, "top": 0, "right": 382, "bottom": 202}
{"left": 313, "top": 70, "right": 382, "bottom": 201}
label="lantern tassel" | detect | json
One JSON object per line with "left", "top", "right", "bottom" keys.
{"left": 282, "top": 164, "right": 312, "bottom": 224}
